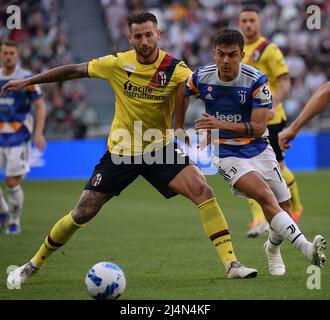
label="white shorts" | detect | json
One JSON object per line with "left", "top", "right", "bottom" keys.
{"left": 0, "top": 143, "right": 30, "bottom": 177}
{"left": 213, "top": 145, "right": 291, "bottom": 203}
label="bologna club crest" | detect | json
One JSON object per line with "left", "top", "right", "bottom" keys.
{"left": 157, "top": 71, "right": 167, "bottom": 86}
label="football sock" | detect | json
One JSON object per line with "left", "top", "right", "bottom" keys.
{"left": 31, "top": 212, "right": 84, "bottom": 268}
{"left": 282, "top": 166, "right": 303, "bottom": 213}
{"left": 270, "top": 211, "right": 310, "bottom": 257}
{"left": 7, "top": 185, "right": 24, "bottom": 225}
{"left": 198, "top": 198, "right": 237, "bottom": 266}
{"left": 267, "top": 228, "right": 284, "bottom": 253}
{"left": 247, "top": 198, "right": 266, "bottom": 223}
{"left": 0, "top": 187, "right": 9, "bottom": 213}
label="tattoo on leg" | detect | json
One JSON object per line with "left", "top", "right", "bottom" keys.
{"left": 73, "top": 191, "right": 112, "bottom": 224}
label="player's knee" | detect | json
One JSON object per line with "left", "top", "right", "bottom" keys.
{"left": 6, "top": 181, "right": 20, "bottom": 189}
{"left": 193, "top": 180, "right": 214, "bottom": 200}
{"left": 6, "top": 177, "right": 21, "bottom": 189}
{"left": 202, "top": 184, "right": 214, "bottom": 199}
{"left": 72, "top": 205, "right": 99, "bottom": 224}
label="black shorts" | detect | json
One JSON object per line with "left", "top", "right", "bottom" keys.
{"left": 84, "top": 142, "right": 193, "bottom": 199}
{"left": 268, "top": 121, "right": 287, "bottom": 162}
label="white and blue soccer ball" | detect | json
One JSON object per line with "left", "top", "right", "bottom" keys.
{"left": 85, "top": 262, "right": 126, "bottom": 300}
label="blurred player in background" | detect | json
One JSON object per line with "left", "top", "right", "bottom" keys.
{"left": 279, "top": 82, "right": 330, "bottom": 149}
{"left": 0, "top": 40, "right": 46, "bottom": 235}
{"left": 183, "top": 29, "right": 326, "bottom": 276}
{"left": 4, "top": 12, "right": 257, "bottom": 286}
{"left": 239, "top": 7, "right": 304, "bottom": 237}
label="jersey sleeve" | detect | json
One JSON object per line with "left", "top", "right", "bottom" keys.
{"left": 27, "top": 84, "right": 42, "bottom": 102}
{"left": 173, "top": 60, "right": 192, "bottom": 84}
{"left": 264, "top": 43, "right": 289, "bottom": 78}
{"left": 88, "top": 54, "right": 117, "bottom": 80}
{"left": 185, "top": 70, "right": 200, "bottom": 98}
{"left": 252, "top": 74, "right": 272, "bottom": 109}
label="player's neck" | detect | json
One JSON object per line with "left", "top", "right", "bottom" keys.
{"left": 218, "top": 70, "right": 240, "bottom": 82}
{"left": 2, "top": 65, "right": 16, "bottom": 76}
{"left": 245, "top": 34, "right": 261, "bottom": 45}
{"left": 136, "top": 48, "right": 159, "bottom": 65}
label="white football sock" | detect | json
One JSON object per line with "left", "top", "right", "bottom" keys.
{"left": 270, "top": 211, "right": 310, "bottom": 258}
{"left": 267, "top": 227, "right": 284, "bottom": 253}
{"left": 7, "top": 185, "right": 24, "bottom": 225}
{"left": 0, "top": 187, "right": 9, "bottom": 213}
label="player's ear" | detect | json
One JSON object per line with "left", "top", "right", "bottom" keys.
{"left": 156, "top": 28, "right": 160, "bottom": 40}
{"left": 127, "top": 32, "right": 132, "bottom": 45}
{"left": 241, "top": 51, "right": 245, "bottom": 60}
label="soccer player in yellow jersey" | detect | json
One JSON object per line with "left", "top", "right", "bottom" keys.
{"left": 239, "top": 7, "right": 304, "bottom": 237}
{"left": 3, "top": 11, "right": 257, "bottom": 288}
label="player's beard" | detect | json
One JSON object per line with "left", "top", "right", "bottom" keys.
{"left": 245, "top": 28, "right": 258, "bottom": 41}
{"left": 137, "top": 43, "right": 157, "bottom": 60}
{"left": 4, "top": 59, "right": 17, "bottom": 70}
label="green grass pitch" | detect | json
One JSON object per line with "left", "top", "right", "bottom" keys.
{"left": 0, "top": 171, "right": 329, "bottom": 300}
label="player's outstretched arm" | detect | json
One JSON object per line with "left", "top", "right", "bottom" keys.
{"left": 0, "top": 63, "right": 89, "bottom": 96}
{"left": 278, "top": 81, "right": 330, "bottom": 149}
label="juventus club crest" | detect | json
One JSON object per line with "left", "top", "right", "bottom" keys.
{"left": 238, "top": 90, "right": 247, "bottom": 104}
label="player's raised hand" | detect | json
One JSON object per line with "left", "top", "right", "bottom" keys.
{"left": 195, "top": 113, "right": 220, "bottom": 130}
{"left": 0, "top": 79, "right": 29, "bottom": 96}
{"left": 278, "top": 126, "right": 296, "bottom": 150}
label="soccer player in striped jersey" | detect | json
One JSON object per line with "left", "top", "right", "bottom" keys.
{"left": 0, "top": 40, "right": 46, "bottom": 235}
{"left": 181, "top": 29, "right": 326, "bottom": 276}
{"left": 239, "top": 7, "right": 304, "bottom": 236}
{"left": 4, "top": 12, "right": 257, "bottom": 287}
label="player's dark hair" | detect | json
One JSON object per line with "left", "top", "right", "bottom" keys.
{"left": 0, "top": 40, "right": 18, "bottom": 49}
{"left": 214, "top": 29, "right": 244, "bottom": 52}
{"left": 127, "top": 11, "right": 158, "bottom": 29}
{"left": 239, "top": 7, "right": 260, "bottom": 15}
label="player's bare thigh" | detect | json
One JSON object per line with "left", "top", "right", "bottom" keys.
{"left": 168, "top": 165, "right": 214, "bottom": 205}
{"left": 72, "top": 190, "right": 113, "bottom": 224}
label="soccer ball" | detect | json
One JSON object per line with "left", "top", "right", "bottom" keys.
{"left": 85, "top": 262, "right": 126, "bottom": 300}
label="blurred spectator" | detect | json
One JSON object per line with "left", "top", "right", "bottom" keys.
{"left": 305, "top": 65, "right": 328, "bottom": 94}
{"left": 100, "top": 0, "right": 330, "bottom": 128}
{"left": 0, "top": 0, "right": 97, "bottom": 139}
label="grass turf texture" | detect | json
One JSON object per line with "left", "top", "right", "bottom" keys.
{"left": 0, "top": 171, "right": 329, "bottom": 300}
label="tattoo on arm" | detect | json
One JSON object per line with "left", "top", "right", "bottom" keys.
{"left": 27, "top": 63, "right": 89, "bottom": 85}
